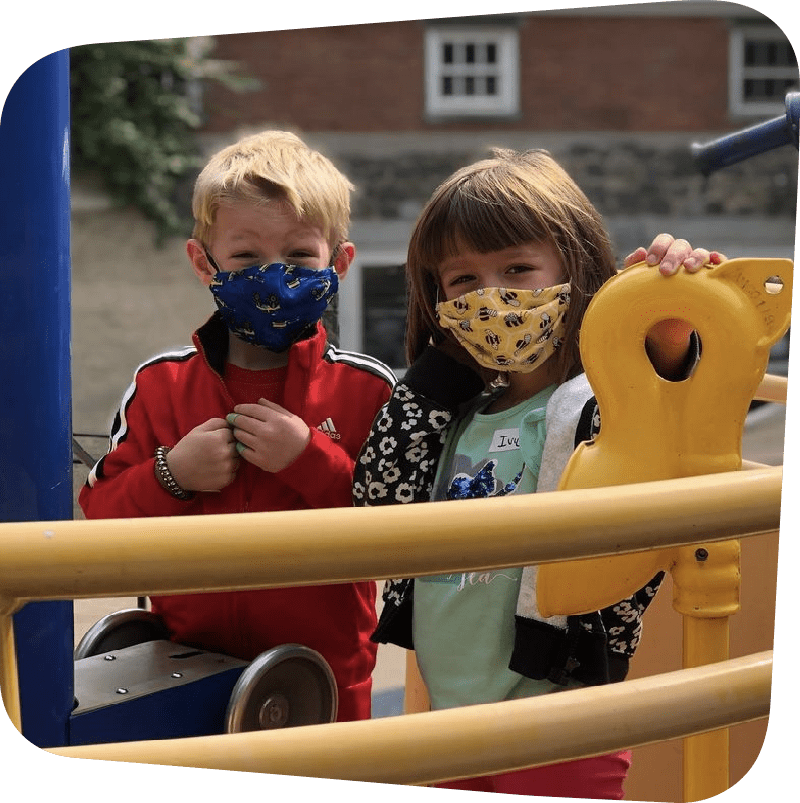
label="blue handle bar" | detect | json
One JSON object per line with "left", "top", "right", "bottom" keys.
{"left": 691, "top": 92, "right": 799, "bottom": 175}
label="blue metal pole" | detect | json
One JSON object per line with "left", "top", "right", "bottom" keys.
{"left": 0, "top": 50, "right": 74, "bottom": 748}
{"left": 691, "top": 91, "right": 800, "bottom": 175}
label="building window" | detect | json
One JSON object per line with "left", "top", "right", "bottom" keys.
{"left": 336, "top": 253, "right": 409, "bottom": 373}
{"left": 425, "top": 24, "right": 520, "bottom": 118}
{"left": 729, "top": 25, "right": 798, "bottom": 116}
{"left": 362, "top": 263, "right": 408, "bottom": 370}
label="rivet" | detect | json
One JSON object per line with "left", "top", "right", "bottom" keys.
{"left": 171, "top": 672, "right": 183, "bottom": 679}
{"left": 103, "top": 655, "right": 116, "bottom": 661}
{"left": 116, "top": 688, "right": 128, "bottom": 695}
{"left": 695, "top": 548, "right": 709, "bottom": 562}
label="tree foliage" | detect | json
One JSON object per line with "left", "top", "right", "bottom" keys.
{"left": 70, "top": 39, "right": 252, "bottom": 242}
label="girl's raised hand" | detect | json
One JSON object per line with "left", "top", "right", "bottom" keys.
{"left": 625, "top": 234, "right": 729, "bottom": 379}
{"left": 624, "top": 233, "right": 726, "bottom": 276}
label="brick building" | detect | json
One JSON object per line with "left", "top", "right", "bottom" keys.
{"left": 193, "top": 2, "right": 797, "bottom": 370}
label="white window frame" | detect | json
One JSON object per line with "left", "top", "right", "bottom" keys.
{"left": 729, "top": 25, "right": 798, "bottom": 117}
{"left": 425, "top": 24, "right": 520, "bottom": 118}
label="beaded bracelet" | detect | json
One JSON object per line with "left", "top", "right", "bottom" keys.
{"left": 154, "top": 445, "right": 195, "bottom": 501}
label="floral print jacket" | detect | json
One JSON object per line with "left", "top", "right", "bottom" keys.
{"left": 353, "top": 346, "right": 664, "bottom": 687}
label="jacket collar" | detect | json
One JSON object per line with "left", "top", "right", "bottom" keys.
{"left": 192, "top": 312, "right": 329, "bottom": 378}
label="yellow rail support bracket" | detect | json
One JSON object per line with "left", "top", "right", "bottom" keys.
{"left": 536, "top": 257, "right": 791, "bottom": 801}
{"left": 0, "top": 596, "right": 23, "bottom": 732}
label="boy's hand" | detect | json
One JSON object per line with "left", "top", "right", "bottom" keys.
{"left": 624, "top": 233, "right": 726, "bottom": 276}
{"left": 167, "top": 418, "right": 240, "bottom": 492}
{"left": 227, "top": 399, "right": 312, "bottom": 473}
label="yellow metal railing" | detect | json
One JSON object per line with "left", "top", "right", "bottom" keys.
{"left": 0, "top": 467, "right": 781, "bottom": 602}
{"left": 46, "top": 651, "right": 771, "bottom": 786}
{"left": 0, "top": 470, "right": 782, "bottom": 782}
{"left": 0, "top": 372, "right": 787, "bottom": 799}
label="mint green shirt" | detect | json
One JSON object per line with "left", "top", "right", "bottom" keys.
{"left": 413, "top": 384, "right": 570, "bottom": 710}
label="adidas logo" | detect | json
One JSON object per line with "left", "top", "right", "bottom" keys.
{"left": 317, "top": 417, "right": 341, "bottom": 441}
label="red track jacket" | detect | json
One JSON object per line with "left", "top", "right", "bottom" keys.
{"left": 79, "top": 314, "right": 395, "bottom": 721}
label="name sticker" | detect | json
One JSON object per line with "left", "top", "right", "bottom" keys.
{"left": 489, "top": 428, "right": 521, "bottom": 452}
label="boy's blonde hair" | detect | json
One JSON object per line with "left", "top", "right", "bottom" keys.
{"left": 405, "top": 148, "right": 617, "bottom": 382}
{"left": 191, "top": 130, "right": 354, "bottom": 247}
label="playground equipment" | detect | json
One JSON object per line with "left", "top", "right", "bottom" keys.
{"left": 0, "top": 51, "right": 795, "bottom": 801}
{"left": 691, "top": 91, "right": 799, "bottom": 175}
{"left": 539, "top": 257, "right": 792, "bottom": 615}
{"left": 535, "top": 256, "right": 791, "bottom": 803}
{"left": 70, "top": 608, "right": 338, "bottom": 743}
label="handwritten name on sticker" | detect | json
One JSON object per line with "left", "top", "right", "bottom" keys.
{"left": 489, "top": 428, "right": 521, "bottom": 452}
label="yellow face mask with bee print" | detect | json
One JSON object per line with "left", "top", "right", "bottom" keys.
{"left": 435, "top": 283, "right": 571, "bottom": 373}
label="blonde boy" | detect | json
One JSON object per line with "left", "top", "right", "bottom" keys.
{"left": 80, "top": 131, "right": 395, "bottom": 721}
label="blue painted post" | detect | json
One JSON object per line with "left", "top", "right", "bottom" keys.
{"left": 0, "top": 50, "right": 74, "bottom": 748}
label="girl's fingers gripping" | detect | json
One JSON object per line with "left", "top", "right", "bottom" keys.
{"left": 681, "top": 249, "right": 711, "bottom": 273}
{"left": 643, "top": 233, "right": 678, "bottom": 265}
{"left": 673, "top": 248, "right": 727, "bottom": 274}
{"left": 652, "top": 237, "right": 693, "bottom": 276}
{"left": 622, "top": 246, "right": 648, "bottom": 269}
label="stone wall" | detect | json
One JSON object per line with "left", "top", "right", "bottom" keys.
{"left": 337, "top": 138, "right": 798, "bottom": 228}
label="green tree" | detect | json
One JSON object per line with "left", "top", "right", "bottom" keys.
{"left": 70, "top": 39, "right": 253, "bottom": 242}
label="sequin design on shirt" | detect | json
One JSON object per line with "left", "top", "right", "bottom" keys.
{"left": 446, "top": 459, "right": 525, "bottom": 500}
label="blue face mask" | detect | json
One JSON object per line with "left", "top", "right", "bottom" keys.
{"left": 208, "top": 261, "right": 339, "bottom": 352}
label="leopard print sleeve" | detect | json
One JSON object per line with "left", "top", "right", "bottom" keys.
{"left": 352, "top": 383, "right": 454, "bottom": 507}
{"left": 353, "top": 346, "right": 485, "bottom": 508}
{"left": 600, "top": 571, "right": 665, "bottom": 662}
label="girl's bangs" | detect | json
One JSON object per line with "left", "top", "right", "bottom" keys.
{"left": 418, "top": 191, "right": 551, "bottom": 272}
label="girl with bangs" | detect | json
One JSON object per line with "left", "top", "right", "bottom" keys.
{"left": 354, "top": 148, "right": 723, "bottom": 798}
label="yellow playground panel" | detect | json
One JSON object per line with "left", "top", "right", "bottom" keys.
{"left": 0, "top": 256, "right": 793, "bottom": 801}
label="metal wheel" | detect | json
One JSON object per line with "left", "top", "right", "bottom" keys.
{"left": 225, "top": 644, "right": 338, "bottom": 732}
{"left": 74, "top": 608, "right": 171, "bottom": 659}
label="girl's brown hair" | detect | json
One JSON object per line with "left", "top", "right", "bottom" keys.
{"left": 405, "top": 148, "right": 617, "bottom": 383}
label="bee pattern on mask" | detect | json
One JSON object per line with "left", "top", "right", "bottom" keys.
{"left": 537, "top": 312, "right": 555, "bottom": 343}
{"left": 514, "top": 334, "right": 532, "bottom": 355}
{"left": 435, "top": 283, "right": 570, "bottom": 374}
